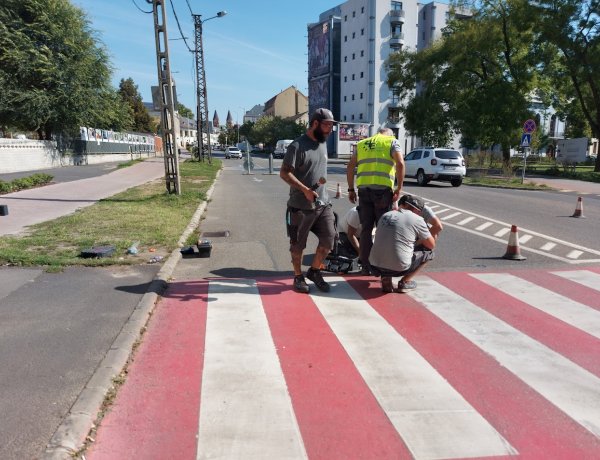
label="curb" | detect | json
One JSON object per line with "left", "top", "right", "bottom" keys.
{"left": 42, "top": 169, "right": 221, "bottom": 459}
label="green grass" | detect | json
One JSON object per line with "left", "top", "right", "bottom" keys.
{"left": 464, "top": 175, "right": 550, "bottom": 189}
{"left": 0, "top": 160, "right": 220, "bottom": 268}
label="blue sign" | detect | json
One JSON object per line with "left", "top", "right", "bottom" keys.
{"left": 520, "top": 133, "right": 531, "bottom": 147}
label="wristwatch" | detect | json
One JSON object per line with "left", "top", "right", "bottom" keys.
{"left": 348, "top": 188, "right": 355, "bottom": 192}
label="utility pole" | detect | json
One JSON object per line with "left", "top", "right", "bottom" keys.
{"left": 152, "top": 0, "right": 181, "bottom": 194}
{"left": 193, "top": 14, "right": 211, "bottom": 164}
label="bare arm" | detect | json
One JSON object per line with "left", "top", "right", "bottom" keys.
{"left": 346, "top": 153, "right": 358, "bottom": 204}
{"left": 347, "top": 224, "right": 360, "bottom": 253}
{"left": 428, "top": 216, "right": 443, "bottom": 239}
{"left": 280, "top": 163, "right": 317, "bottom": 202}
{"left": 417, "top": 234, "right": 436, "bottom": 250}
{"left": 392, "top": 149, "right": 404, "bottom": 201}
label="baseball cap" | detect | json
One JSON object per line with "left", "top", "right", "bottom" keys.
{"left": 310, "top": 108, "right": 336, "bottom": 124}
{"left": 400, "top": 194, "right": 425, "bottom": 211}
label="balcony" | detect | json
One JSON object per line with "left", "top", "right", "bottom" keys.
{"left": 390, "top": 9, "right": 405, "bottom": 24}
{"left": 390, "top": 33, "right": 405, "bottom": 48}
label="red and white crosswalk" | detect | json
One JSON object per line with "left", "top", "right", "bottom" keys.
{"left": 87, "top": 267, "right": 600, "bottom": 460}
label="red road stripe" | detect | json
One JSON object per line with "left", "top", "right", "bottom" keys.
{"left": 258, "top": 277, "right": 412, "bottom": 460}
{"left": 518, "top": 269, "right": 600, "bottom": 311}
{"left": 432, "top": 271, "right": 600, "bottom": 378}
{"left": 348, "top": 276, "right": 600, "bottom": 459}
{"left": 87, "top": 281, "right": 208, "bottom": 460}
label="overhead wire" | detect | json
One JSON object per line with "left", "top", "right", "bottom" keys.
{"left": 132, "top": 0, "right": 152, "bottom": 14}
{"left": 168, "top": 0, "right": 194, "bottom": 53}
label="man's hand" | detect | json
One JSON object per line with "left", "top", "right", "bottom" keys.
{"left": 348, "top": 189, "right": 357, "bottom": 204}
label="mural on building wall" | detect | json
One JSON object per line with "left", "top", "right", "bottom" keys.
{"left": 308, "top": 21, "right": 330, "bottom": 78}
{"left": 309, "top": 75, "right": 330, "bottom": 114}
{"left": 79, "top": 127, "right": 155, "bottom": 147}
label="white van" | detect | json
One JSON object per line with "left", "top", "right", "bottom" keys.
{"left": 274, "top": 139, "right": 293, "bottom": 159}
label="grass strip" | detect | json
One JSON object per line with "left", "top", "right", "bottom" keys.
{"left": 0, "top": 160, "right": 220, "bottom": 268}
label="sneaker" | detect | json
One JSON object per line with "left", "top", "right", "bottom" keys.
{"left": 360, "top": 265, "right": 371, "bottom": 276}
{"left": 293, "top": 275, "right": 310, "bottom": 293}
{"left": 306, "top": 267, "right": 330, "bottom": 292}
{"left": 381, "top": 276, "right": 393, "bottom": 293}
{"left": 397, "top": 280, "right": 417, "bottom": 293}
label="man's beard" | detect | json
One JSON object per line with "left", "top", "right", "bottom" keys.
{"left": 314, "top": 125, "right": 327, "bottom": 143}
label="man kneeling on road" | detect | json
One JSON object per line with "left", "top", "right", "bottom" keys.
{"left": 369, "top": 194, "right": 435, "bottom": 293}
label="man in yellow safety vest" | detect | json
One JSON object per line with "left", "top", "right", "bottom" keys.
{"left": 346, "top": 127, "right": 404, "bottom": 274}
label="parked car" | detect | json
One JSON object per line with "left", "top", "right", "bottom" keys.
{"left": 404, "top": 147, "right": 466, "bottom": 187}
{"left": 225, "top": 146, "right": 242, "bottom": 159}
{"left": 273, "top": 139, "right": 293, "bottom": 159}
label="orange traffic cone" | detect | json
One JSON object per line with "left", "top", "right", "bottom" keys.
{"left": 502, "top": 225, "right": 527, "bottom": 260}
{"left": 571, "top": 196, "right": 585, "bottom": 218}
{"left": 335, "top": 183, "right": 341, "bottom": 199}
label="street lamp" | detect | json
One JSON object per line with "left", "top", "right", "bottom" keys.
{"left": 193, "top": 10, "right": 227, "bottom": 163}
{"left": 237, "top": 107, "right": 246, "bottom": 144}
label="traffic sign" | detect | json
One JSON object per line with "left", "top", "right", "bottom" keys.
{"left": 523, "top": 119, "right": 536, "bottom": 133}
{"left": 520, "top": 133, "right": 531, "bottom": 147}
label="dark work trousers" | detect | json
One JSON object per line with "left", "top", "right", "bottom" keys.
{"left": 357, "top": 186, "right": 393, "bottom": 270}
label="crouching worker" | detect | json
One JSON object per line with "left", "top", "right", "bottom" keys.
{"left": 369, "top": 194, "right": 435, "bottom": 293}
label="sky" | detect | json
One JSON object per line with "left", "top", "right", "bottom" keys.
{"left": 72, "top": 0, "right": 345, "bottom": 125}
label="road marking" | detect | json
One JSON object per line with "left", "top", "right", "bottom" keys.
{"left": 567, "top": 250, "right": 584, "bottom": 259}
{"left": 519, "top": 234, "right": 532, "bottom": 244}
{"left": 311, "top": 277, "right": 514, "bottom": 460}
{"left": 476, "top": 222, "right": 493, "bottom": 231}
{"left": 540, "top": 242, "right": 556, "bottom": 251}
{"left": 473, "top": 273, "right": 600, "bottom": 339}
{"left": 457, "top": 216, "right": 475, "bottom": 225}
{"left": 552, "top": 270, "right": 600, "bottom": 292}
{"left": 412, "top": 277, "right": 600, "bottom": 439}
{"left": 441, "top": 211, "right": 462, "bottom": 220}
{"left": 494, "top": 227, "right": 510, "bottom": 237}
{"left": 198, "top": 279, "right": 307, "bottom": 460}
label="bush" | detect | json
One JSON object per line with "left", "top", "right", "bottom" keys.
{"left": 0, "top": 173, "right": 53, "bottom": 194}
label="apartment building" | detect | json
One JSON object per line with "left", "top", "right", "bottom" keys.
{"left": 310, "top": 1, "right": 460, "bottom": 153}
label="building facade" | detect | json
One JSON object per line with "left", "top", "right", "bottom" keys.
{"left": 312, "top": 1, "right": 464, "bottom": 154}
{"left": 263, "top": 86, "right": 309, "bottom": 122}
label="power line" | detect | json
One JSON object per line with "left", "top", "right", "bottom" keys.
{"left": 132, "top": 0, "right": 152, "bottom": 14}
{"left": 184, "top": 0, "right": 194, "bottom": 15}
{"left": 168, "top": 0, "right": 193, "bottom": 52}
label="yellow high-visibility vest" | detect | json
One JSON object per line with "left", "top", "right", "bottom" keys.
{"left": 356, "top": 134, "right": 395, "bottom": 188}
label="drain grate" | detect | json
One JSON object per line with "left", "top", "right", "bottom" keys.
{"left": 201, "top": 231, "right": 230, "bottom": 238}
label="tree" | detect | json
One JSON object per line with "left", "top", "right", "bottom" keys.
{"left": 0, "top": 0, "right": 130, "bottom": 139}
{"left": 118, "top": 78, "right": 154, "bottom": 132}
{"left": 531, "top": 0, "right": 600, "bottom": 171}
{"left": 250, "top": 116, "right": 305, "bottom": 149}
{"left": 387, "top": 0, "right": 544, "bottom": 165}
{"left": 177, "top": 103, "right": 194, "bottom": 120}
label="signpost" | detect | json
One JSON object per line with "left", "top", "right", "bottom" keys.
{"left": 521, "top": 119, "right": 536, "bottom": 183}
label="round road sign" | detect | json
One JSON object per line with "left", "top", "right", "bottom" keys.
{"left": 523, "top": 119, "right": 537, "bottom": 133}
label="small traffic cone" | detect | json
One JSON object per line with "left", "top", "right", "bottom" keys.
{"left": 571, "top": 196, "right": 585, "bottom": 218}
{"left": 502, "top": 225, "right": 527, "bottom": 260}
{"left": 335, "top": 183, "right": 341, "bottom": 199}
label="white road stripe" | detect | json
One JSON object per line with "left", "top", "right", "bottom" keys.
{"left": 197, "top": 279, "right": 307, "bottom": 460}
{"left": 494, "top": 228, "right": 510, "bottom": 237}
{"left": 412, "top": 277, "right": 600, "bottom": 438}
{"left": 472, "top": 273, "right": 600, "bottom": 339}
{"left": 567, "top": 250, "right": 584, "bottom": 259}
{"left": 552, "top": 270, "right": 600, "bottom": 292}
{"left": 310, "top": 277, "right": 515, "bottom": 460}
{"left": 476, "top": 222, "right": 493, "bottom": 231}
{"left": 441, "top": 211, "right": 462, "bottom": 220}
{"left": 540, "top": 242, "right": 556, "bottom": 251}
{"left": 457, "top": 216, "right": 475, "bottom": 225}
{"left": 519, "top": 234, "right": 532, "bottom": 244}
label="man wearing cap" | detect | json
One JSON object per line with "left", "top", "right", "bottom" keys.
{"left": 346, "top": 127, "right": 404, "bottom": 274}
{"left": 398, "top": 194, "right": 443, "bottom": 240}
{"left": 280, "top": 108, "right": 337, "bottom": 293}
{"left": 369, "top": 194, "right": 435, "bottom": 293}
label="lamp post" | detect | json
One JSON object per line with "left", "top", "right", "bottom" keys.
{"left": 193, "top": 10, "right": 227, "bottom": 163}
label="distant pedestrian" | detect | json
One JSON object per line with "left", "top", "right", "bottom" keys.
{"left": 280, "top": 108, "right": 337, "bottom": 293}
{"left": 346, "top": 127, "right": 404, "bottom": 274}
{"left": 369, "top": 194, "right": 435, "bottom": 293}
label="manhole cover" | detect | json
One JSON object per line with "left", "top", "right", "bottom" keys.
{"left": 201, "top": 231, "right": 230, "bottom": 238}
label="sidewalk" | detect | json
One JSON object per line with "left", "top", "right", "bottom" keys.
{"left": 524, "top": 175, "right": 600, "bottom": 195}
{"left": 0, "top": 158, "right": 166, "bottom": 236}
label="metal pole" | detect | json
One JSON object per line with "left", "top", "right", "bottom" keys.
{"left": 152, "top": 0, "right": 180, "bottom": 194}
{"left": 193, "top": 15, "right": 212, "bottom": 164}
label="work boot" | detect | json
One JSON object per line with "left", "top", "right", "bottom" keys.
{"left": 306, "top": 267, "right": 330, "bottom": 292}
{"left": 293, "top": 275, "right": 310, "bottom": 293}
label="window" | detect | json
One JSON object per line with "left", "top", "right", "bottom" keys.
{"left": 360, "top": 71, "right": 364, "bottom": 78}
{"left": 361, "top": 28, "right": 365, "bottom": 35}
{"left": 361, "top": 6, "right": 364, "bottom": 13}
{"left": 344, "top": 76, "right": 347, "bottom": 82}
{"left": 391, "top": 1, "right": 403, "bottom": 11}
{"left": 360, "top": 113, "right": 363, "bottom": 120}
{"left": 392, "top": 24, "right": 402, "bottom": 38}
{"left": 343, "top": 115, "right": 347, "bottom": 121}
{"left": 361, "top": 50, "right": 364, "bottom": 57}
{"left": 344, "top": 35, "right": 348, "bottom": 42}
{"left": 360, "top": 92, "right": 363, "bottom": 99}
{"left": 352, "top": 94, "right": 355, "bottom": 100}
{"left": 344, "top": 56, "right": 347, "bottom": 62}
{"left": 352, "top": 53, "right": 355, "bottom": 60}
{"left": 352, "top": 114, "right": 355, "bottom": 120}
{"left": 352, "top": 32, "right": 356, "bottom": 39}
{"left": 344, "top": 15, "right": 347, "bottom": 21}
{"left": 344, "top": 96, "right": 347, "bottom": 102}
{"left": 352, "top": 74, "right": 355, "bottom": 80}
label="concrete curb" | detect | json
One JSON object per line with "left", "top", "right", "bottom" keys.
{"left": 43, "top": 169, "right": 221, "bottom": 459}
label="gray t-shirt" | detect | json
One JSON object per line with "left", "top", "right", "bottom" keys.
{"left": 283, "top": 134, "right": 330, "bottom": 210}
{"left": 369, "top": 209, "right": 431, "bottom": 271}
